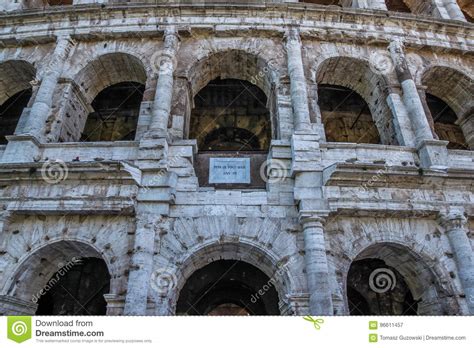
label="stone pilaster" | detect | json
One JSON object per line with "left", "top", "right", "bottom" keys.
{"left": 147, "top": 26, "right": 180, "bottom": 139}
{"left": 22, "top": 36, "right": 73, "bottom": 142}
{"left": 388, "top": 39, "right": 448, "bottom": 169}
{"left": 123, "top": 214, "right": 160, "bottom": 315}
{"left": 439, "top": 209, "right": 474, "bottom": 314}
{"left": 299, "top": 212, "right": 333, "bottom": 315}
{"left": 285, "top": 27, "right": 311, "bottom": 132}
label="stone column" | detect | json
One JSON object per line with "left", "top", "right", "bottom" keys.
{"left": 351, "top": 0, "right": 388, "bottom": 10}
{"left": 147, "top": 26, "right": 180, "bottom": 138}
{"left": 439, "top": 209, "right": 474, "bottom": 314}
{"left": 123, "top": 214, "right": 159, "bottom": 315}
{"left": 22, "top": 36, "right": 73, "bottom": 142}
{"left": 389, "top": 39, "right": 448, "bottom": 169}
{"left": 442, "top": 0, "right": 467, "bottom": 21}
{"left": 285, "top": 28, "right": 311, "bottom": 132}
{"left": 389, "top": 40, "right": 432, "bottom": 145}
{"left": 300, "top": 213, "right": 333, "bottom": 315}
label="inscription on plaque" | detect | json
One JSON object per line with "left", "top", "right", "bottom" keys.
{"left": 209, "top": 158, "right": 251, "bottom": 184}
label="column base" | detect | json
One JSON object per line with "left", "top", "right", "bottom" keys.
{"left": 1, "top": 135, "right": 41, "bottom": 163}
{"left": 417, "top": 139, "right": 449, "bottom": 170}
{"left": 104, "top": 294, "right": 125, "bottom": 316}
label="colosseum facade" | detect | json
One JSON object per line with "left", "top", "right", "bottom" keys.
{"left": 0, "top": 0, "right": 473, "bottom": 316}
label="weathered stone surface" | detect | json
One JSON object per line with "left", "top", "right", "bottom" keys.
{"left": 0, "top": 1, "right": 472, "bottom": 316}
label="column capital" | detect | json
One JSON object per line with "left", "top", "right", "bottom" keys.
{"left": 438, "top": 209, "right": 468, "bottom": 231}
{"left": 299, "top": 211, "right": 329, "bottom": 228}
{"left": 284, "top": 27, "right": 301, "bottom": 43}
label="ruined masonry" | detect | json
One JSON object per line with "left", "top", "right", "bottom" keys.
{"left": 0, "top": 0, "right": 473, "bottom": 316}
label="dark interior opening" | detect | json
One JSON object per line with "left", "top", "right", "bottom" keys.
{"left": 36, "top": 257, "right": 110, "bottom": 316}
{"left": 347, "top": 258, "right": 419, "bottom": 315}
{"left": 81, "top": 81, "right": 144, "bottom": 142}
{"left": 426, "top": 93, "right": 468, "bottom": 150}
{"left": 190, "top": 78, "right": 271, "bottom": 152}
{"left": 177, "top": 260, "right": 280, "bottom": 315}
{"left": 318, "top": 84, "right": 381, "bottom": 144}
{"left": 0, "top": 88, "right": 32, "bottom": 144}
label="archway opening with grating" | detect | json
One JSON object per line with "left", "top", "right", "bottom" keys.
{"left": 346, "top": 243, "right": 456, "bottom": 315}
{"left": 190, "top": 78, "right": 271, "bottom": 152}
{"left": 318, "top": 84, "right": 381, "bottom": 144}
{"left": 36, "top": 257, "right": 110, "bottom": 315}
{"left": 81, "top": 81, "right": 145, "bottom": 142}
{"left": 176, "top": 260, "right": 280, "bottom": 315}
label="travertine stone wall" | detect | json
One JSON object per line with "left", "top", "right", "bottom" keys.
{"left": 0, "top": 2, "right": 472, "bottom": 316}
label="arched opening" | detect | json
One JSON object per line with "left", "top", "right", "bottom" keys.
{"left": 36, "top": 257, "right": 110, "bottom": 315}
{"left": 63, "top": 53, "right": 147, "bottom": 142}
{"left": 190, "top": 78, "right": 271, "bottom": 152}
{"left": 0, "top": 89, "right": 32, "bottom": 144}
{"left": 0, "top": 60, "right": 36, "bottom": 143}
{"left": 426, "top": 93, "right": 468, "bottom": 150}
{"left": 346, "top": 243, "right": 454, "bottom": 315}
{"left": 318, "top": 84, "right": 381, "bottom": 144}
{"left": 422, "top": 66, "right": 474, "bottom": 150}
{"left": 347, "top": 259, "right": 418, "bottom": 315}
{"left": 316, "top": 57, "right": 395, "bottom": 144}
{"left": 4, "top": 240, "right": 112, "bottom": 315}
{"left": 185, "top": 49, "right": 277, "bottom": 188}
{"left": 81, "top": 82, "right": 144, "bottom": 142}
{"left": 176, "top": 260, "right": 280, "bottom": 315}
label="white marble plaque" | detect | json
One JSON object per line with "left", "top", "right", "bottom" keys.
{"left": 209, "top": 158, "right": 251, "bottom": 184}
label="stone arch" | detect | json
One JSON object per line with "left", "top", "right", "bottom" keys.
{"left": 2, "top": 239, "right": 116, "bottom": 311}
{"left": 73, "top": 52, "right": 147, "bottom": 105}
{"left": 421, "top": 66, "right": 474, "bottom": 149}
{"left": 343, "top": 241, "right": 459, "bottom": 315}
{"left": 315, "top": 56, "right": 397, "bottom": 145}
{"left": 0, "top": 60, "right": 35, "bottom": 106}
{"left": 182, "top": 48, "right": 280, "bottom": 140}
{"left": 168, "top": 240, "right": 294, "bottom": 315}
{"left": 59, "top": 52, "right": 147, "bottom": 142}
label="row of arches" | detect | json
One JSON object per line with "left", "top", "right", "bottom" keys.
{"left": 1, "top": 52, "right": 471, "bottom": 150}
{"left": 3, "top": 239, "right": 458, "bottom": 315}
{"left": 302, "top": 0, "right": 473, "bottom": 22}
